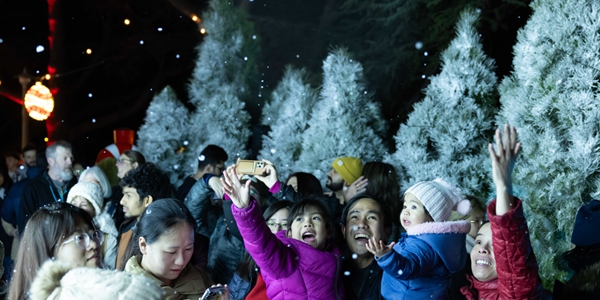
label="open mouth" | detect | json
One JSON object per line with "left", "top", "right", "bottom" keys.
{"left": 302, "top": 231, "right": 316, "bottom": 243}
{"left": 402, "top": 219, "right": 411, "bottom": 226}
{"left": 354, "top": 233, "right": 370, "bottom": 243}
{"left": 476, "top": 259, "right": 492, "bottom": 266}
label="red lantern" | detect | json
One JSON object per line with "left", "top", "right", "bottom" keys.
{"left": 24, "top": 82, "right": 54, "bottom": 121}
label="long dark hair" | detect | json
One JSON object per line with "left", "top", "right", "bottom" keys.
{"left": 119, "top": 198, "right": 195, "bottom": 270}
{"left": 122, "top": 150, "right": 146, "bottom": 166}
{"left": 8, "top": 202, "right": 96, "bottom": 300}
{"left": 362, "top": 162, "right": 401, "bottom": 221}
{"left": 235, "top": 200, "right": 293, "bottom": 281}
{"left": 285, "top": 172, "right": 323, "bottom": 198}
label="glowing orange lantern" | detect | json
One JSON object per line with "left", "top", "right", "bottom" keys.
{"left": 24, "top": 82, "right": 54, "bottom": 121}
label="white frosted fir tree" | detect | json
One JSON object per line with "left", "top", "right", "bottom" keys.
{"left": 187, "top": 0, "right": 255, "bottom": 167}
{"left": 137, "top": 86, "right": 192, "bottom": 187}
{"left": 259, "top": 67, "right": 318, "bottom": 180}
{"left": 385, "top": 9, "right": 497, "bottom": 199}
{"left": 496, "top": 0, "right": 600, "bottom": 286}
{"left": 297, "top": 48, "right": 386, "bottom": 183}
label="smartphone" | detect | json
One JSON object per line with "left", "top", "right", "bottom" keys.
{"left": 235, "top": 160, "right": 266, "bottom": 175}
{"left": 200, "top": 286, "right": 229, "bottom": 300}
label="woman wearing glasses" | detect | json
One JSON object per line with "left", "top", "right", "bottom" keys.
{"left": 115, "top": 150, "right": 145, "bottom": 179}
{"left": 448, "top": 196, "right": 487, "bottom": 299}
{"left": 8, "top": 202, "right": 102, "bottom": 300}
{"left": 229, "top": 200, "right": 293, "bottom": 300}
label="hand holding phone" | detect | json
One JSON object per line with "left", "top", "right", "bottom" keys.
{"left": 235, "top": 160, "right": 267, "bottom": 175}
{"left": 200, "top": 285, "right": 229, "bottom": 300}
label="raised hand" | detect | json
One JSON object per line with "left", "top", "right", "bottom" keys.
{"left": 365, "top": 236, "right": 396, "bottom": 258}
{"left": 343, "top": 176, "right": 368, "bottom": 202}
{"left": 488, "top": 124, "right": 521, "bottom": 215}
{"left": 222, "top": 165, "right": 251, "bottom": 209}
{"left": 254, "top": 159, "right": 278, "bottom": 189}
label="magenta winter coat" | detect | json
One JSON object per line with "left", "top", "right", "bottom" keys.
{"left": 232, "top": 199, "right": 344, "bottom": 300}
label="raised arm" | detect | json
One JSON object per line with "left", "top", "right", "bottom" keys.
{"left": 223, "top": 165, "right": 297, "bottom": 278}
{"left": 488, "top": 124, "right": 544, "bottom": 299}
{"left": 488, "top": 124, "right": 520, "bottom": 216}
{"left": 222, "top": 165, "right": 251, "bottom": 209}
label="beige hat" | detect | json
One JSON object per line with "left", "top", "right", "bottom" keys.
{"left": 29, "top": 260, "right": 165, "bottom": 300}
{"left": 67, "top": 182, "right": 104, "bottom": 217}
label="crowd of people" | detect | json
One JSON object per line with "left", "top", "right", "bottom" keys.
{"left": 0, "top": 124, "right": 598, "bottom": 299}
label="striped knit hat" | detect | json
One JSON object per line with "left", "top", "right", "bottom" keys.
{"left": 405, "top": 178, "right": 471, "bottom": 222}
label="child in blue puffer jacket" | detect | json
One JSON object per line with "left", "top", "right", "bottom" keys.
{"left": 366, "top": 178, "right": 471, "bottom": 300}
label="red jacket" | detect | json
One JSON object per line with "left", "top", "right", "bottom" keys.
{"left": 461, "top": 198, "right": 547, "bottom": 300}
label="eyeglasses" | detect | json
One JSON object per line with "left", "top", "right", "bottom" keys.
{"left": 116, "top": 158, "right": 132, "bottom": 164}
{"left": 267, "top": 221, "right": 288, "bottom": 230}
{"left": 470, "top": 219, "right": 485, "bottom": 226}
{"left": 62, "top": 230, "right": 104, "bottom": 250}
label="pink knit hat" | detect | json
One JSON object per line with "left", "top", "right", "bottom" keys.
{"left": 405, "top": 178, "right": 471, "bottom": 222}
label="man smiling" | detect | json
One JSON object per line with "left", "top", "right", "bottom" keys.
{"left": 341, "top": 195, "right": 391, "bottom": 300}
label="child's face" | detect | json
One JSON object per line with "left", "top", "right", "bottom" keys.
{"left": 287, "top": 205, "right": 328, "bottom": 250}
{"left": 400, "top": 193, "right": 432, "bottom": 230}
{"left": 70, "top": 196, "right": 96, "bottom": 218}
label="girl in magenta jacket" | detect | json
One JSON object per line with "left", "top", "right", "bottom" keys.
{"left": 222, "top": 165, "right": 344, "bottom": 300}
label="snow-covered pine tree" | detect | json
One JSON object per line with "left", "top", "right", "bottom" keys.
{"left": 137, "top": 86, "right": 192, "bottom": 187}
{"left": 496, "top": 0, "right": 600, "bottom": 286}
{"left": 187, "top": 0, "right": 255, "bottom": 167}
{"left": 384, "top": 8, "right": 497, "bottom": 200}
{"left": 259, "top": 66, "right": 318, "bottom": 180}
{"left": 297, "top": 48, "right": 386, "bottom": 182}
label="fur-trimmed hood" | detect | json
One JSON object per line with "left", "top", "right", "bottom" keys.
{"left": 406, "top": 220, "right": 471, "bottom": 235}
{"left": 29, "top": 260, "right": 164, "bottom": 300}
{"left": 561, "top": 260, "right": 600, "bottom": 298}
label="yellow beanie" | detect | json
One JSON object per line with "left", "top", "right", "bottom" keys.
{"left": 331, "top": 157, "right": 363, "bottom": 184}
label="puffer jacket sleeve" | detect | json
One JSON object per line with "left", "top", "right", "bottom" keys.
{"left": 228, "top": 273, "right": 252, "bottom": 300}
{"left": 488, "top": 198, "right": 544, "bottom": 300}
{"left": 375, "top": 238, "right": 436, "bottom": 280}
{"left": 184, "top": 179, "right": 221, "bottom": 238}
{"left": 232, "top": 199, "right": 297, "bottom": 279}
{"left": 269, "top": 181, "right": 302, "bottom": 202}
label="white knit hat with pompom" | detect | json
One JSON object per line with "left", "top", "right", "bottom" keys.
{"left": 405, "top": 178, "right": 471, "bottom": 222}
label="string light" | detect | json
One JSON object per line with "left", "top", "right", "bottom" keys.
{"left": 191, "top": 15, "right": 200, "bottom": 23}
{"left": 44, "top": 74, "right": 51, "bottom": 80}
{"left": 124, "top": 19, "right": 131, "bottom": 25}
{"left": 44, "top": 137, "right": 49, "bottom": 142}
{"left": 86, "top": 48, "right": 92, "bottom": 54}
{"left": 200, "top": 28, "right": 206, "bottom": 34}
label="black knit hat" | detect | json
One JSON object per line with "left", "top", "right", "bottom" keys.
{"left": 572, "top": 200, "right": 600, "bottom": 247}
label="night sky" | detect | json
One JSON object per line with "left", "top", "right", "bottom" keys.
{"left": 0, "top": 0, "right": 531, "bottom": 166}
